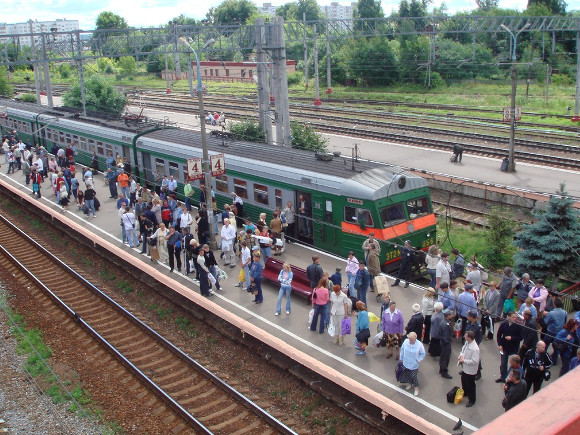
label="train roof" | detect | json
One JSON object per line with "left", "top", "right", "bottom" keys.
{"left": 2, "top": 99, "right": 429, "bottom": 201}
{"left": 142, "top": 129, "right": 428, "bottom": 201}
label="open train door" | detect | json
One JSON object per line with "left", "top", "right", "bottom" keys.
{"left": 295, "top": 191, "right": 313, "bottom": 244}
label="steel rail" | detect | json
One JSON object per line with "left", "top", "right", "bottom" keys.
{"left": 0, "top": 212, "right": 297, "bottom": 435}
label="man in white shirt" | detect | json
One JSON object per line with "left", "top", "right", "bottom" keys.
{"left": 435, "top": 252, "right": 451, "bottom": 291}
{"left": 179, "top": 206, "right": 193, "bottom": 233}
{"left": 121, "top": 207, "right": 139, "bottom": 248}
{"left": 458, "top": 331, "right": 480, "bottom": 408}
{"left": 168, "top": 175, "right": 177, "bottom": 195}
{"left": 220, "top": 218, "right": 237, "bottom": 267}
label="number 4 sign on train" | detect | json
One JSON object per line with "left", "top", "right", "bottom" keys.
{"left": 210, "top": 153, "right": 226, "bottom": 176}
{"left": 186, "top": 157, "right": 203, "bottom": 180}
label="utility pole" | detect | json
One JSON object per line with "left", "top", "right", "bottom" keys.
{"left": 29, "top": 20, "right": 41, "bottom": 104}
{"left": 75, "top": 31, "right": 87, "bottom": 116}
{"left": 277, "top": 17, "right": 292, "bottom": 147}
{"left": 255, "top": 18, "right": 272, "bottom": 144}
{"left": 573, "top": 32, "right": 580, "bottom": 122}
{"left": 271, "top": 18, "right": 282, "bottom": 147}
{"left": 326, "top": 17, "right": 332, "bottom": 94}
{"left": 41, "top": 35, "right": 53, "bottom": 108}
{"left": 303, "top": 13, "right": 308, "bottom": 88}
{"left": 313, "top": 24, "right": 321, "bottom": 106}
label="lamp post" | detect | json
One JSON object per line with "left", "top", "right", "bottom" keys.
{"left": 179, "top": 37, "right": 217, "bottom": 249}
{"left": 500, "top": 23, "right": 530, "bottom": 172}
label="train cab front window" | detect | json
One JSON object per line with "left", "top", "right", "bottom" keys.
{"left": 380, "top": 204, "right": 406, "bottom": 227}
{"left": 344, "top": 206, "right": 374, "bottom": 227}
{"left": 406, "top": 197, "right": 431, "bottom": 219}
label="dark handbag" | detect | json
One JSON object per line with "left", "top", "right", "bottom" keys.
{"left": 447, "top": 386, "right": 460, "bottom": 404}
{"left": 356, "top": 328, "right": 371, "bottom": 343}
{"left": 379, "top": 332, "right": 387, "bottom": 347}
{"left": 395, "top": 361, "right": 404, "bottom": 382}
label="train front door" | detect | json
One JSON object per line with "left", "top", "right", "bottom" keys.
{"left": 295, "top": 191, "right": 313, "bottom": 243}
{"left": 317, "top": 199, "right": 340, "bottom": 252}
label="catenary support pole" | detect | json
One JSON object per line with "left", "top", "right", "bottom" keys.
{"left": 313, "top": 24, "right": 321, "bottom": 106}
{"left": 41, "top": 35, "right": 53, "bottom": 108}
{"left": 76, "top": 32, "right": 87, "bottom": 116}
{"left": 326, "top": 18, "right": 332, "bottom": 94}
{"left": 29, "top": 20, "right": 41, "bottom": 105}
{"left": 278, "top": 17, "right": 292, "bottom": 147}
{"left": 573, "top": 32, "right": 580, "bottom": 122}
{"left": 303, "top": 13, "right": 308, "bottom": 88}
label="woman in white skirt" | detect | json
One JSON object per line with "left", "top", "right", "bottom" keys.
{"left": 398, "top": 332, "right": 426, "bottom": 396}
{"left": 329, "top": 285, "right": 349, "bottom": 345}
{"left": 151, "top": 223, "right": 169, "bottom": 264}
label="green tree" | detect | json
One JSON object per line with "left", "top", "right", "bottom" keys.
{"left": 513, "top": 184, "right": 580, "bottom": 289}
{"left": 482, "top": 206, "right": 518, "bottom": 270}
{"left": 95, "top": 11, "right": 128, "bottom": 30}
{"left": 62, "top": 76, "right": 128, "bottom": 115}
{"left": 475, "top": 0, "right": 499, "bottom": 10}
{"left": 297, "top": 0, "right": 322, "bottom": 21}
{"left": 277, "top": 3, "right": 299, "bottom": 20}
{"left": 355, "top": 0, "right": 384, "bottom": 18}
{"left": 527, "top": 0, "right": 566, "bottom": 15}
{"left": 213, "top": 0, "right": 258, "bottom": 25}
{"left": 338, "top": 36, "right": 399, "bottom": 86}
{"left": 290, "top": 121, "right": 327, "bottom": 152}
{"left": 168, "top": 14, "right": 200, "bottom": 26}
{"left": 118, "top": 56, "right": 137, "bottom": 75}
{"left": 0, "top": 67, "right": 13, "bottom": 97}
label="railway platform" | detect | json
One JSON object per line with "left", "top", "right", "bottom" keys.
{"left": 124, "top": 101, "right": 580, "bottom": 198}
{"left": 2, "top": 167, "right": 562, "bottom": 435}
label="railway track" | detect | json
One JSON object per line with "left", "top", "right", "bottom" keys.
{"left": 0, "top": 213, "right": 293, "bottom": 435}
{"left": 128, "top": 96, "right": 580, "bottom": 170}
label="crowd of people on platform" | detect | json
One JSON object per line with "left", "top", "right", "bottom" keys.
{"left": 4, "top": 131, "right": 579, "bottom": 412}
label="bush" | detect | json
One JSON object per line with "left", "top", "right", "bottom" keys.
{"left": 62, "top": 75, "right": 127, "bottom": 115}
{"left": 228, "top": 118, "right": 266, "bottom": 142}
{"left": 290, "top": 121, "right": 327, "bottom": 152}
{"left": 57, "top": 63, "right": 73, "bottom": 79}
{"left": 19, "top": 93, "right": 37, "bottom": 103}
{"left": 481, "top": 207, "right": 517, "bottom": 270}
{"left": 118, "top": 56, "right": 137, "bottom": 75}
{"left": 287, "top": 71, "right": 303, "bottom": 86}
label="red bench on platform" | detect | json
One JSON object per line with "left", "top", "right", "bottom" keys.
{"left": 262, "top": 257, "right": 313, "bottom": 304}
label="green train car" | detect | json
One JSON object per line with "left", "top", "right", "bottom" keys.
{"left": 1, "top": 100, "right": 436, "bottom": 271}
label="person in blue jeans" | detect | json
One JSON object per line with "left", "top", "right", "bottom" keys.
{"left": 310, "top": 279, "right": 329, "bottom": 334}
{"left": 543, "top": 297, "right": 567, "bottom": 365}
{"left": 249, "top": 252, "right": 263, "bottom": 303}
{"left": 275, "top": 263, "right": 293, "bottom": 315}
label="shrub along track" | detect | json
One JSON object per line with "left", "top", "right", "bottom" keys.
{"left": 0, "top": 192, "right": 393, "bottom": 435}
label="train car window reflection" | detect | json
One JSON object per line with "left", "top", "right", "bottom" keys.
{"left": 66, "top": 133, "right": 72, "bottom": 144}
{"left": 344, "top": 206, "right": 374, "bottom": 227}
{"left": 80, "top": 137, "right": 87, "bottom": 150}
{"left": 59, "top": 131, "right": 65, "bottom": 144}
{"left": 406, "top": 196, "right": 431, "bottom": 219}
{"left": 216, "top": 175, "right": 228, "bottom": 193}
{"left": 234, "top": 178, "right": 248, "bottom": 199}
{"left": 254, "top": 183, "right": 269, "bottom": 205}
{"left": 169, "top": 162, "right": 179, "bottom": 179}
{"left": 275, "top": 189, "right": 283, "bottom": 209}
{"left": 101, "top": 142, "right": 108, "bottom": 157}
{"left": 88, "top": 139, "right": 95, "bottom": 153}
{"left": 46, "top": 128, "right": 52, "bottom": 140}
{"left": 380, "top": 204, "right": 405, "bottom": 226}
{"left": 155, "top": 158, "right": 165, "bottom": 175}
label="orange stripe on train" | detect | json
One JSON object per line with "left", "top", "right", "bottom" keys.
{"left": 341, "top": 214, "right": 436, "bottom": 240}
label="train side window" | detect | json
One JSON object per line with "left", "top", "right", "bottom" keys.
{"left": 169, "top": 162, "right": 179, "bottom": 179}
{"left": 380, "top": 204, "right": 406, "bottom": 227}
{"left": 59, "top": 131, "right": 65, "bottom": 144}
{"left": 155, "top": 158, "right": 165, "bottom": 176}
{"left": 344, "top": 206, "right": 374, "bottom": 227}
{"left": 234, "top": 178, "right": 247, "bottom": 199}
{"left": 275, "top": 189, "right": 283, "bottom": 210}
{"left": 65, "top": 133, "right": 72, "bottom": 144}
{"left": 88, "top": 139, "right": 96, "bottom": 153}
{"left": 216, "top": 175, "right": 228, "bottom": 193}
{"left": 45, "top": 128, "right": 52, "bottom": 140}
{"left": 99, "top": 142, "right": 106, "bottom": 156}
{"left": 406, "top": 196, "right": 431, "bottom": 219}
{"left": 80, "top": 137, "right": 87, "bottom": 150}
{"left": 254, "top": 183, "right": 269, "bottom": 205}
